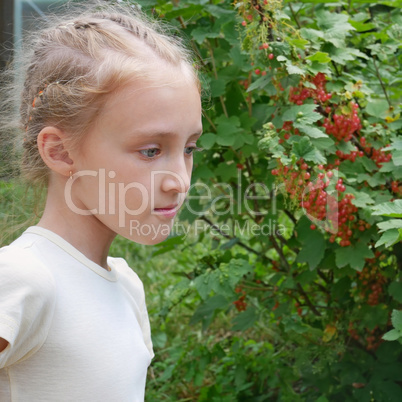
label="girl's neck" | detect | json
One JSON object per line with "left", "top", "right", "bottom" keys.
{"left": 37, "top": 188, "right": 115, "bottom": 271}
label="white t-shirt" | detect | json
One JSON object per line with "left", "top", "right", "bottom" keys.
{"left": 0, "top": 226, "right": 153, "bottom": 402}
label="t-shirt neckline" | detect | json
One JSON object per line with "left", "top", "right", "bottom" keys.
{"left": 24, "top": 226, "right": 119, "bottom": 282}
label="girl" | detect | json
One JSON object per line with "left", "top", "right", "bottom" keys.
{"left": 0, "top": 2, "right": 202, "bottom": 401}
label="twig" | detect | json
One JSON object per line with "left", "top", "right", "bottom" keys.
{"left": 317, "top": 269, "right": 331, "bottom": 284}
{"left": 297, "top": 283, "right": 322, "bottom": 316}
{"left": 284, "top": 209, "right": 297, "bottom": 225}
{"left": 202, "top": 111, "right": 217, "bottom": 132}
{"left": 207, "top": 41, "right": 228, "bottom": 118}
{"left": 372, "top": 56, "right": 391, "bottom": 107}
{"left": 288, "top": 3, "right": 301, "bottom": 29}
{"left": 331, "top": 61, "right": 341, "bottom": 77}
{"left": 199, "top": 216, "right": 260, "bottom": 255}
{"left": 244, "top": 157, "right": 261, "bottom": 220}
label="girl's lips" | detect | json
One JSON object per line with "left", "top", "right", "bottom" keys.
{"left": 153, "top": 205, "right": 179, "bottom": 218}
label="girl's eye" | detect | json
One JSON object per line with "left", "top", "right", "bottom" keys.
{"left": 184, "top": 146, "right": 202, "bottom": 155}
{"left": 139, "top": 148, "right": 160, "bottom": 158}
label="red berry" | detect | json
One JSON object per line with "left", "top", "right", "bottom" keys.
{"left": 268, "top": 53, "right": 274, "bottom": 60}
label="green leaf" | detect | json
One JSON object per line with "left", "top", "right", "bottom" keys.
{"left": 391, "top": 310, "right": 402, "bottom": 332}
{"left": 313, "top": 137, "right": 336, "bottom": 151}
{"left": 193, "top": 259, "right": 252, "bottom": 300}
{"left": 361, "top": 304, "right": 389, "bottom": 330}
{"left": 215, "top": 162, "right": 238, "bottom": 182}
{"left": 349, "top": 20, "right": 377, "bottom": 33}
{"left": 335, "top": 241, "right": 374, "bottom": 271}
{"left": 372, "top": 200, "right": 402, "bottom": 218}
{"left": 300, "top": 28, "right": 324, "bottom": 42}
{"left": 385, "top": 138, "right": 402, "bottom": 151}
{"left": 277, "top": 57, "right": 306, "bottom": 76}
{"left": 282, "top": 104, "right": 321, "bottom": 125}
{"left": 191, "top": 27, "right": 220, "bottom": 44}
{"left": 356, "top": 172, "right": 386, "bottom": 187}
{"left": 210, "top": 78, "right": 226, "bottom": 97}
{"left": 296, "top": 230, "right": 326, "bottom": 270}
{"left": 361, "top": 156, "right": 379, "bottom": 172}
{"left": 328, "top": 47, "right": 356, "bottom": 65}
{"left": 285, "top": 62, "right": 305, "bottom": 76}
{"left": 383, "top": 329, "right": 402, "bottom": 342}
{"left": 287, "top": 38, "right": 309, "bottom": 49}
{"left": 292, "top": 137, "right": 326, "bottom": 164}
{"left": 190, "top": 295, "right": 228, "bottom": 326}
{"left": 306, "top": 51, "right": 331, "bottom": 63}
{"left": 296, "top": 124, "right": 329, "bottom": 139}
{"left": 216, "top": 116, "right": 242, "bottom": 146}
{"left": 349, "top": 191, "right": 375, "bottom": 208}
{"left": 231, "top": 307, "right": 258, "bottom": 331}
{"left": 366, "top": 100, "right": 390, "bottom": 118}
{"left": 375, "top": 229, "right": 401, "bottom": 248}
{"left": 377, "top": 219, "right": 402, "bottom": 232}
{"left": 393, "top": 150, "right": 402, "bottom": 166}
{"left": 389, "top": 282, "right": 402, "bottom": 304}
{"left": 317, "top": 10, "right": 355, "bottom": 43}
{"left": 199, "top": 133, "right": 216, "bottom": 149}
{"left": 247, "top": 75, "right": 273, "bottom": 92}
{"left": 205, "top": 4, "right": 236, "bottom": 19}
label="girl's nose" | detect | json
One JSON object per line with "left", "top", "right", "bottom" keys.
{"left": 160, "top": 159, "right": 191, "bottom": 194}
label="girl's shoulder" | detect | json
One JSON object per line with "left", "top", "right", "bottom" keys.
{"left": 0, "top": 244, "right": 57, "bottom": 368}
{"left": 0, "top": 243, "right": 56, "bottom": 298}
{"left": 107, "top": 256, "right": 144, "bottom": 293}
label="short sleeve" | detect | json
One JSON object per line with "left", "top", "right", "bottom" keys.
{"left": 0, "top": 245, "right": 56, "bottom": 368}
{"left": 139, "top": 293, "right": 154, "bottom": 359}
{"left": 108, "top": 257, "right": 154, "bottom": 359}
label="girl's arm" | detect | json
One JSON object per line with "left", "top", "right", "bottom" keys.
{"left": 0, "top": 338, "right": 8, "bottom": 353}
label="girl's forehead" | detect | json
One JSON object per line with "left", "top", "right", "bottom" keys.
{"left": 107, "top": 64, "right": 198, "bottom": 104}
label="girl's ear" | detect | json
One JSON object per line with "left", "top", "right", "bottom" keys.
{"left": 37, "top": 126, "right": 74, "bottom": 178}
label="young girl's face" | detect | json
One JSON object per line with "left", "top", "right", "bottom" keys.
{"left": 68, "top": 70, "right": 202, "bottom": 244}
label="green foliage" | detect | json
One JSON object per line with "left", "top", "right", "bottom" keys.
{"left": 130, "top": 0, "right": 402, "bottom": 399}
{"left": 372, "top": 200, "right": 402, "bottom": 247}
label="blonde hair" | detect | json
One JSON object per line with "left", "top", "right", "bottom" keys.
{"left": 1, "top": 2, "right": 199, "bottom": 187}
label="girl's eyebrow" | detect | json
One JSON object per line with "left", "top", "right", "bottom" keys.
{"left": 138, "top": 130, "right": 203, "bottom": 139}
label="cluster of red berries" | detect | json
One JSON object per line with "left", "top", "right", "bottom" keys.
{"left": 323, "top": 103, "right": 361, "bottom": 142}
{"left": 277, "top": 121, "right": 298, "bottom": 143}
{"left": 302, "top": 177, "right": 333, "bottom": 223}
{"left": 326, "top": 193, "right": 358, "bottom": 246}
{"left": 271, "top": 159, "right": 313, "bottom": 201}
{"left": 239, "top": 79, "right": 249, "bottom": 90}
{"left": 347, "top": 322, "right": 360, "bottom": 342}
{"left": 347, "top": 322, "right": 383, "bottom": 351}
{"left": 233, "top": 287, "right": 247, "bottom": 312}
{"left": 391, "top": 181, "right": 401, "bottom": 194}
{"left": 360, "top": 136, "right": 392, "bottom": 168}
{"left": 335, "top": 149, "right": 365, "bottom": 162}
{"left": 370, "top": 148, "right": 392, "bottom": 168}
{"left": 289, "top": 73, "right": 332, "bottom": 105}
{"left": 311, "top": 73, "right": 333, "bottom": 102}
{"left": 357, "top": 261, "right": 386, "bottom": 306}
{"left": 254, "top": 68, "right": 267, "bottom": 76}
{"left": 365, "top": 328, "right": 383, "bottom": 351}
{"left": 271, "top": 161, "right": 363, "bottom": 245}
